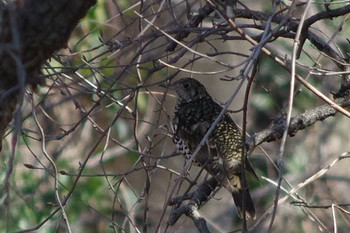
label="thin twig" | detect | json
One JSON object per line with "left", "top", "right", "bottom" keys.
{"left": 268, "top": 1, "right": 313, "bottom": 231}
{"left": 31, "top": 93, "right": 72, "bottom": 233}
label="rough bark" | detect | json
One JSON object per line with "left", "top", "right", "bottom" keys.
{"left": 0, "top": 0, "right": 97, "bottom": 150}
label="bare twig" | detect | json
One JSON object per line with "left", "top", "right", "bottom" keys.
{"left": 268, "top": 1, "right": 312, "bottom": 231}
{"left": 31, "top": 93, "right": 72, "bottom": 233}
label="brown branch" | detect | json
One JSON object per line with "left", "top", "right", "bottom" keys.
{"left": 168, "top": 177, "right": 219, "bottom": 232}
{"left": 246, "top": 94, "right": 350, "bottom": 149}
{"left": 0, "top": 0, "right": 97, "bottom": 150}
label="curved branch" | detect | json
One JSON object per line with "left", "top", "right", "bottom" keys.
{"left": 298, "top": 4, "right": 350, "bottom": 58}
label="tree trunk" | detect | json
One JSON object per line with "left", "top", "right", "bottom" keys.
{"left": 0, "top": 0, "right": 97, "bottom": 150}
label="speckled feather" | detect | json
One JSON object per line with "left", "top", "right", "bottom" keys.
{"left": 170, "top": 78, "right": 257, "bottom": 219}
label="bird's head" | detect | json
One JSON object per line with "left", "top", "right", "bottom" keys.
{"left": 165, "top": 78, "right": 209, "bottom": 103}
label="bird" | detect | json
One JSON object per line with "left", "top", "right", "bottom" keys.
{"left": 166, "top": 77, "right": 258, "bottom": 219}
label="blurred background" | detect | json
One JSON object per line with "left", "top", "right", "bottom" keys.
{"left": 1, "top": 0, "right": 350, "bottom": 232}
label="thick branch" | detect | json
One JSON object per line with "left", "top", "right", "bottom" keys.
{"left": 247, "top": 95, "right": 350, "bottom": 149}
{"left": 0, "top": 0, "right": 97, "bottom": 149}
{"left": 168, "top": 177, "right": 219, "bottom": 232}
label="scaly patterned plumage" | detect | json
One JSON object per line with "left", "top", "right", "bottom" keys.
{"left": 169, "top": 78, "right": 257, "bottom": 219}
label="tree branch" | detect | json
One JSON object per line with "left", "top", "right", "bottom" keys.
{"left": 247, "top": 94, "right": 350, "bottom": 149}
{"left": 168, "top": 177, "right": 219, "bottom": 232}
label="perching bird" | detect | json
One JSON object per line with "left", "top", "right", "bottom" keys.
{"left": 167, "top": 77, "right": 257, "bottom": 219}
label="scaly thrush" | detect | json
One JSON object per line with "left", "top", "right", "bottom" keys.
{"left": 166, "top": 77, "right": 257, "bottom": 219}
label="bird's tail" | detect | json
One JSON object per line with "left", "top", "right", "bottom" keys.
{"left": 231, "top": 188, "right": 255, "bottom": 219}
{"left": 204, "top": 158, "right": 256, "bottom": 219}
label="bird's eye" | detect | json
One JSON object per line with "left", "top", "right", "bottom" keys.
{"left": 183, "top": 83, "right": 190, "bottom": 89}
